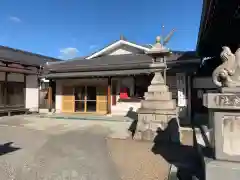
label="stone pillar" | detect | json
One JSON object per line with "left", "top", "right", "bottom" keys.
{"left": 203, "top": 47, "right": 240, "bottom": 180}
{"left": 135, "top": 36, "right": 179, "bottom": 142}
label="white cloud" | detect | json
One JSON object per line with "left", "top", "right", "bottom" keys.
{"left": 89, "top": 44, "right": 98, "bottom": 50}
{"left": 9, "top": 16, "right": 22, "bottom": 23}
{"left": 59, "top": 47, "right": 79, "bottom": 59}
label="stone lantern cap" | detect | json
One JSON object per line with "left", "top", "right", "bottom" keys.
{"left": 145, "top": 36, "right": 171, "bottom": 56}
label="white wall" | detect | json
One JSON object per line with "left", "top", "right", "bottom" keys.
{"left": 109, "top": 48, "right": 133, "bottom": 55}
{"left": 55, "top": 80, "right": 62, "bottom": 113}
{"left": 25, "top": 75, "right": 39, "bottom": 112}
{"left": 108, "top": 45, "right": 143, "bottom": 55}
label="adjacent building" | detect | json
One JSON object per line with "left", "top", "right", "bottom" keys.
{"left": 0, "top": 45, "right": 60, "bottom": 115}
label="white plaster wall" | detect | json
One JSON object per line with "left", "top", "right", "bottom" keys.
{"left": 109, "top": 48, "right": 133, "bottom": 55}
{"left": 55, "top": 80, "right": 62, "bottom": 113}
{"left": 25, "top": 75, "right": 39, "bottom": 112}
{"left": 0, "top": 72, "right": 5, "bottom": 81}
{"left": 193, "top": 77, "right": 217, "bottom": 89}
{"left": 108, "top": 45, "right": 143, "bottom": 55}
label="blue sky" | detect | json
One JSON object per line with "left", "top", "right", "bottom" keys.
{"left": 0, "top": 0, "right": 203, "bottom": 59}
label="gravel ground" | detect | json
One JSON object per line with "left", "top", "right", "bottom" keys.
{"left": 107, "top": 130, "right": 194, "bottom": 180}
{"left": 107, "top": 138, "right": 170, "bottom": 180}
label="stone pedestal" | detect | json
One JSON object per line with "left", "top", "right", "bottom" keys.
{"left": 203, "top": 88, "right": 240, "bottom": 180}
{"left": 134, "top": 36, "right": 179, "bottom": 141}
{"left": 135, "top": 68, "right": 179, "bottom": 141}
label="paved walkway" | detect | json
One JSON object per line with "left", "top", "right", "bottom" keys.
{"left": 1, "top": 115, "right": 195, "bottom": 180}
{"left": 0, "top": 116, "right": 122, "bottom": 180}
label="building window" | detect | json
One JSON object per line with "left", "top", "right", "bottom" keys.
{"left": 6, "top": 82, "right": 25, "bottom": 107}
{"left": 118, "top": 75, "right": 152, "bottom": 101}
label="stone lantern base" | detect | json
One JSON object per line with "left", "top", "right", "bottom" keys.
{"left": 135, "top": 69, "right": 180, "bottom": 142}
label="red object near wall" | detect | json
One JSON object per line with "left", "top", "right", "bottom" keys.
{"left": 120, "top": 87, "right": 129, "bottom": 99}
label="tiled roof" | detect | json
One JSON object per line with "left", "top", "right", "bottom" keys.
{"left": 0, "top": 45, "right": 61, "bottom": 67}
{"left": 44, "top": 51, "right": 199, "bottom": 73}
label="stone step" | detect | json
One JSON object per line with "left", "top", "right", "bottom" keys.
{"left": 137, "top": 108, "right": 176, "bottom": 114}
{"left": 148, "top": 84, "right": 169, "bottom": 92}
{"left": 141, "top": 100, "right": 176, "bottom": 110}
{"left": 145, "top": 91, "right": 172, "bottom": 100}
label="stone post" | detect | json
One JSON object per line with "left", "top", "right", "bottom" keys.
{"left": 203, "top": 47, "right": 240, "bottom": 180}
{"left": 135, "top": 36, "right": 180, "bottom": 141}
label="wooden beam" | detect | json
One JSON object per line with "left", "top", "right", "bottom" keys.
{"left": 0, "top": 66, "right": 37, "bottom": 74}
{"left": 48, "top": 81, "right": 53, "bottom": 112}
{"left": 4, "top": 72, "right": 8, "bottom": 107}
{"left": 107, "top": 77, "right": 112, "bottom": 114}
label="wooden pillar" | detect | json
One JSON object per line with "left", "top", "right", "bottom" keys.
{"left": 24, "top": 74, "right": 26, "bottom": 109}
{"left": 133, "top": 75, "right": 136, "bottom": 96}
{"left": 107, "top": 77, "right": 112, "bottom": 114}
{"left": 48, "top": 80, "right": 53, "bottom": 112}
{"left": 4, "top": 72, "right": 8, "bottom": 107}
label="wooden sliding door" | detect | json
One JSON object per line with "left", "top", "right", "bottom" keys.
{"left": 62, "top": 85, "right": 107, "bottom": 114}
{"left": 96, "top": 86, "right": 107, "bottom": 114}
{"left": 62, "top": 86, "right": 75, "bottom": 113}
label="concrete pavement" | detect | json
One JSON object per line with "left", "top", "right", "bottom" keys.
{"left": 0, "top": 116, "right": 121, "bottom": 180}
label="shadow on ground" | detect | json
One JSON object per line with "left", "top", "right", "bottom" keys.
{"left": 151, "top": 118, "right": 203, "bottom": 180}
{"left": 125, "top": 107, "right": 138, "bottom": 139}
{"left": 0, "top": 142, "right": 21, "bottom": 156}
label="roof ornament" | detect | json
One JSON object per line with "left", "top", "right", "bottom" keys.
{"left": 156, "top": 36, "right": 161, "bottom": 44}
{"left": 120, "top": 35, "right": 127, "bottom": 41}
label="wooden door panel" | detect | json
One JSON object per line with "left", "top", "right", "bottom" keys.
{"left": 97, "top": 86, "right": 107, "bottom": 113}
{"left": 62, "top": 86, "right": 74, "bottom": 113}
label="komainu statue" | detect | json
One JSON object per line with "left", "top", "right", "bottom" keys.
{"left": 212, "top": 47, "right": 240, "bottom": 87}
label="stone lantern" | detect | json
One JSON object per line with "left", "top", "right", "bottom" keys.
{"left": 135, "top": 36, "right": 179, "bottom": 142}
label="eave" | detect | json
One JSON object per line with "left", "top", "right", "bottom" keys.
{"left": 197, "top": 0, "right": 240, "bottom": 57}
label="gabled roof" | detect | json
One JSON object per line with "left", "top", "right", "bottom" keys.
{"left": 43, "top": 51, "right": 200, "bottom": 78}
{"left": 0, "top": 45, "right": 61, "bottom": 67}
{"left": 86, "top": 39, "right": 150, "bottom": 59}
{"left": 44, "top": 51, "right": 200, "bottom": 73}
